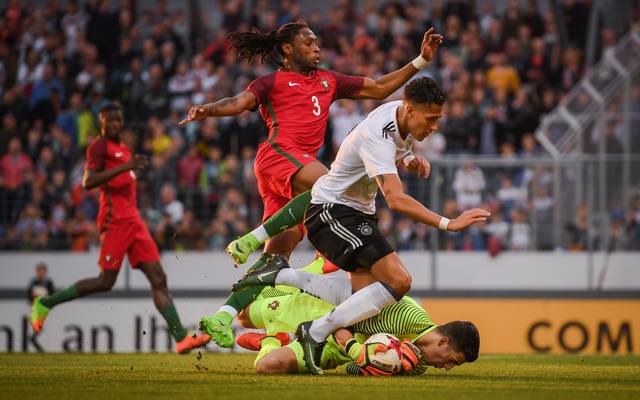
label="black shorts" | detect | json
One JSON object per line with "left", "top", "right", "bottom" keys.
{"left": 304, "top": 203, "right": 395, "bottom": 272}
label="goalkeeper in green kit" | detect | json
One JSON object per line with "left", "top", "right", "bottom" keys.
{"left": 200, "top": 255, "right": 479, "bottom": 375}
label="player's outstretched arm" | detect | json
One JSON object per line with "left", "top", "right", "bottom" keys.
{"left": 375, "top": 173, "right": 490, "bottom": 232}
{"left": 355, "top": 27, "right": 443, "bottom": 100}
{"left": 82, "top": 154, "right": 148, "bottom": 190}
{"left": 178, "top": 90, "right": 257, "bottom": 126}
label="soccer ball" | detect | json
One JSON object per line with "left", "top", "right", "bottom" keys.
{"left": 364, "top": 333, "right": 404, "bottom": 375}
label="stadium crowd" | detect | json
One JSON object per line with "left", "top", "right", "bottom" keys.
{"left": 1, "top": 0, "right": 639, "bottom": 253}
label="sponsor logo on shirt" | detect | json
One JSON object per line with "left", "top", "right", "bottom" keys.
{"left": 288, "top": 81, "right": 301, "bottom": 87}
{"left": 301, "top": 154, "right": 311, "bottom": 158}
{"left": 115, "top": 152, "right": 123, "bottom": 158}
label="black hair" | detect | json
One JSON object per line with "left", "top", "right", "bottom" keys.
{"left": 436, "top": 321, "right": 480, "bottom": 362}
{"left": 226, "top": 22, "right": 309, "bottom": 66}
{"left": 99, "top": 102, "right": 123, "bottom": 115}
{"left": 404, "top": 77, "right": 446, "bottom": 106}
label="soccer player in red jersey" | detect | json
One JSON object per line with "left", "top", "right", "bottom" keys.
{"left": 31, "top": 102, "right": 210, "bottom": 353}
{"left": 180, "top": 22, "right": 442, "bottom": 347}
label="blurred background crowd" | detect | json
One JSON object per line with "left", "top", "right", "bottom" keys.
{"left": 1, "top": 0, "right": 639, "bottom": 254}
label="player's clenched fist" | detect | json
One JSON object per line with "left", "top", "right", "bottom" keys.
{"left": 178, "top": 105, "right": 209, "bottom": 126}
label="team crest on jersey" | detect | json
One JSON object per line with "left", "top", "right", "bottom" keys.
{"left": 320, "top": 78, "right": 329, "bottom": 92}
{"left": 358, "top": 223, "right": 373, "bottom": 236}
{"left": 267, "top": 300, "right": 280, "bottom": 310}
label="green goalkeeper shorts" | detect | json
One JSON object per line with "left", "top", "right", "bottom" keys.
{"left": 248, "top": 291, "right": 335, "bottom": 335}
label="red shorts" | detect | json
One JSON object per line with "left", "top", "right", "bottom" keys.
{"left": 98, "top": 217, "right": 160, "bottom": 270}
{"left": 254, "top": 142, "right": 318, "bottom": 222}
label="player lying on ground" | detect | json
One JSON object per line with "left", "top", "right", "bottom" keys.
{"left": 232, "top": 78, "right": 490, "bottom": 373}
{"left": 30, "top": 102, "right": 209, "bottom": 353}
{"left": 201, "top": 255, "right": 479, "bottom": 375}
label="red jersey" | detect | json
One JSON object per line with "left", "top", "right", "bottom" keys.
{"left": 247, "top": 69, "right": 364, "bottom": 156}
{"left": 85, "top": 137, "right": 139, "bottom": 228}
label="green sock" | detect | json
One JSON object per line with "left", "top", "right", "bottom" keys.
{"left": 224, "top": 253, "right": 273, "bottom": 312}
{"left": 40, "top": 285, "right": 79, "bottom": 308}
{"left": 263, "top": 190, "right": 311, "bottom": 237}
{"left": 254, "top": 336, "right": 282, "bottom": 366}
{"left": 159, "top": 303, "right": 188, "bottom": 341}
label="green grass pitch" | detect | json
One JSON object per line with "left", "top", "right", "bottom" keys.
{"left": 0, "top": 353, "right": 638, "bottom": 399}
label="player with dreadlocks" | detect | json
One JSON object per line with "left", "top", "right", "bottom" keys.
{"left": 180, "top": 22, "right": 443, "bottom": 348}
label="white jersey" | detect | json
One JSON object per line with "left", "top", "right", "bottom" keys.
{"left": 311, "top": 100, "right": 413, "bottom": 214}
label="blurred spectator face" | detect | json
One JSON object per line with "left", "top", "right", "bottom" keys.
{"left": 24, "top": 203, "right": 40, "bottom": 219}
{"left": 161, "top": 184, "right": 176, "bottom": 203}
{"left": 52, "top": 169, "right": 66, "bottom": 186}
{"left": 450, "top": 101, "right": 465, "bottom": 118}
{"left": 176, "top": 61, "right": 189, "bottom": 76}
{"left": 3, "top": 113, "right": 17, "bottom": 131}
{"left": 208, "top": 147, "right": 222, "bottom": 162}
{"left": 69, "top": 92, "right": 83, "bottom": 109}
{"left": 43, "top": 63, "right": 55, "bottom": 81}
{"left": 512, "top": 209, "right": 526, "bottom": 223}
{"left": 150, "top": 63, "right": 163, "bottom": 81}
{"left": 8, "top": 138, "right": 21, "bottom": 155}
{"left": 119, "top": 8, "right": 132, "bottom": 29}
{"left": 531, "top": 38, "right": 545, "bottom": 54}
{"left": 500, "top": 142, "right": 516, "bottom": 156}
{"left": 40, "top": 147, "right": 54, "bottom": 164}
{"left": 521, "top": 134, "right": 536, "bottom": 152}
{"left": 471, "top": 89, "right": 485, "bottom": 106}
{"left": 161, "top": 41, "right": 175, "bottom": 60}
{"left": 143, "top": 39, "right": 157, "bottom": 58}
{"left": 36, "top": 263, "right": 48, "bottom": 279}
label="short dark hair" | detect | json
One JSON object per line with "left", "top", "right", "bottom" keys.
{"left": 436, "top": 320, "right": 480, "bottom": 362}
{"left": 99, "top": 102, "right": 123, "bottom": 115}
{"left": 404, "top": 77, "right": 446, "bottom": 106}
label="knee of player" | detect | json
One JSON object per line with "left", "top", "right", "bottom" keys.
{"left": 255, "top": 358, "right": 282, "bottom": 374}
{"left": 387, "top": 273, "right": 411, "bottom": 296}
{"left": 236, "top": 307, "right": 253, "bottom": 328}
{"left": 99, "top": 278, "right": 116, "bottom": 292}
{"left": 148, "top": 269, "right": 168, "bottom": 289}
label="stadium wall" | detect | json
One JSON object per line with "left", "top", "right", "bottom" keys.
{"left": 1, "top": 252, "right": 639, "bottom": 354}
{"left": 2, "top": 251, "right": 640, "bottom": 290}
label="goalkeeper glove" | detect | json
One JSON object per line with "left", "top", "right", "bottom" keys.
{"left": 399, "top": 339, "right": 422, "bottom": 373}
{"left": 344, "top": 338, "right": 393, "bottom": 376}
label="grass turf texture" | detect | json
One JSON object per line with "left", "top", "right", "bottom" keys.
{"left": 0, "top": 353, "right": 638, "bottom": 400}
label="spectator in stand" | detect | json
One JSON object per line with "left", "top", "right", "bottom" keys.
{"left": 1, "top": 138, "right": 33, "bottom": 222}
{"left": 566, "top": 204, "right": 596, "bottom": 251}
{"left": 160, "top": 183, "right": 184, "bottom": 225}
{"left": 453, "top": 163, "right": 486, "bottom": 211}
{"left": 485, "top": 208, "right": 509, "bottom": 255}
{"left": 509, "top": 208, "right": 531, "bottom": 250}
{"left": 15, "top": 202, "right": 48, "bottom": 250}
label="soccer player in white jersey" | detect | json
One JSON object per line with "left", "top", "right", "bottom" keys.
{"left": 233, "top": 77, "right": 490, "bottom": 374}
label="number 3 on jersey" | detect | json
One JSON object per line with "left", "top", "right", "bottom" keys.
{"left": 311, "top": 95, "right": 321, "bottom": 116}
